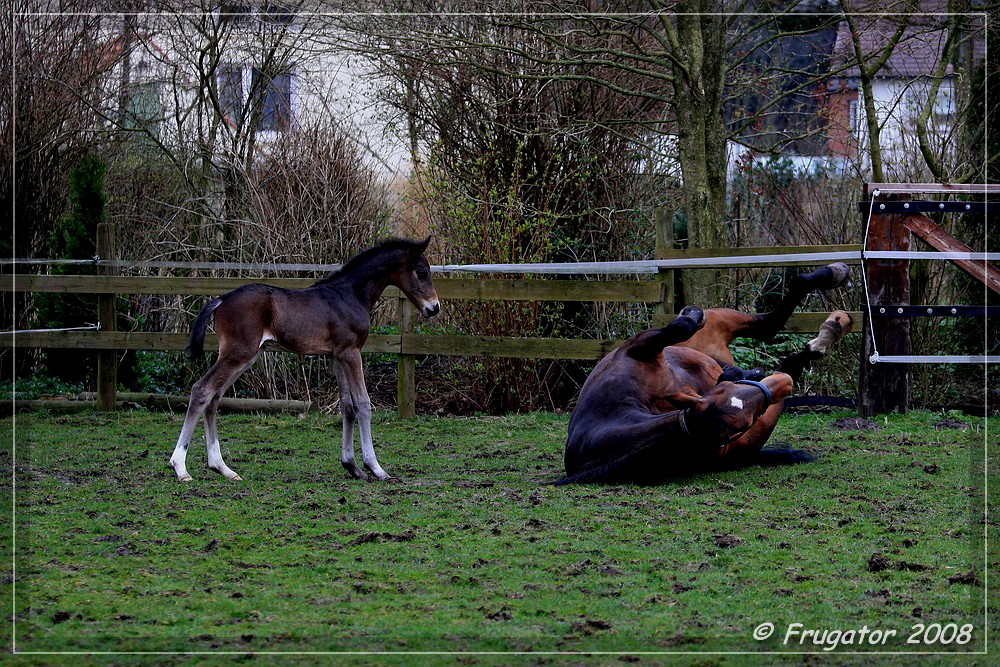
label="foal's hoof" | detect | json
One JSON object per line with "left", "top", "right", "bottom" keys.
{"left": 342, "top": 462, "right": 369, "bottom": 481}
{"left": 229, "top": 474, "right": 243, "bottom": 481}
{"left": 180, "top": 475, "right": 193, "bottom": 483}
{"left": 375, "top": 474, "right": 403, "bottom": 484}
{"left": 678, "top": 305, "right": 706, "bottom": 330}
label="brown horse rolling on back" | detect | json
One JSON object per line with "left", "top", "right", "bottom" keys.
{"left": 170, "top": 238, "right": 439, "bottom": 483}
{"left": 561, "top": 263, "right": 853, "bottom": 484}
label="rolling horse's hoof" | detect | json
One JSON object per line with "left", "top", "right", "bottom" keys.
{"left": 678, "top": 305, "right": 706, "bottom": 330}
{"left": 824, "top": 262, "right": 851, "bottom": 289}
{"left": 806, "top": 262, "right": 851, "bottom": 291}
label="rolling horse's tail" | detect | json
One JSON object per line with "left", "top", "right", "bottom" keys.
{"left": 552, "top": 465, "right": 622, "bottom": 485}
{"left": 184, "top": 297, "right": 225, "bottom": 359}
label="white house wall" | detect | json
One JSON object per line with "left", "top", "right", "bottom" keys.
{"left": 853, "top": 77, "right": 956, "bottom": 180}
{"left": 105, "top": 11, "right": 408, "bottom": 180}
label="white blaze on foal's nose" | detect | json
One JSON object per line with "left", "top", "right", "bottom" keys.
{"left": 423, "top": 299, "right": 441, "bottom": 316}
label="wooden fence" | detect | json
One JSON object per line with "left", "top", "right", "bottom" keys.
{"left": 3, "top": 223, "right": 864, "bottom": 416}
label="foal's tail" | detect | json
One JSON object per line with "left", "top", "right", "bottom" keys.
{"left": 184, "top": 297, "right": 224, "bottom": 359}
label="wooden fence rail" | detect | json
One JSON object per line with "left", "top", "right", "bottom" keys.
{"left": 2, "top": 226, "right": 864, "bottom": 416}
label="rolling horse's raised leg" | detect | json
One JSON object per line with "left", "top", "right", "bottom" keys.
{"left": 749, "top": 262, "right": 850, "bottom": 341}
{"left": 625, "top": 305, "right": 706, "bottom": 361}
{"left": 678, "top": 263, "right": 850, "bottom": 366}
{"left": 776, "top": 310, "right": 853, "bottom": 382}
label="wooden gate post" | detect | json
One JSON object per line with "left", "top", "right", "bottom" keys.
{"left": 653, "top": 207, "right": 675, "bottom": 327}
{"left": 396, "top": 295, "right": 416, "bottom": 418}
{"left": 96, "top": 223, "right": 118, "bottom": 411}
{"left": 858, "top": 192, "right": 910, "bottom": 416}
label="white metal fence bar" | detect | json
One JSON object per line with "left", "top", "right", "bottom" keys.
{"left": 5, "top": 249, "right": 995, "bottom": 276}
{"left": 436, "top": 251, "right": 863, "bottom": 274}
{"left": 2, "top": 258, "right": 344, "bottom": 272}
{"left": 870, "top": 354, "right": 999, "bottom": 364}
{"left": 865, "top": 251, "right": 1000, "bottom": 261}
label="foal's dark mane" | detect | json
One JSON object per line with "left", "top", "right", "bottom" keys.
{"left": 313, "top": 238, "right": 423, "bottom": 286}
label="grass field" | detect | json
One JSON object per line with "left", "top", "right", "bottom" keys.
{"left": 2, "top": 408, "right": 994, "bottom": 664}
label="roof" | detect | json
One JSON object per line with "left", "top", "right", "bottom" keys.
{"left": 832, "top": 11, "right": 985, "bottom": 79}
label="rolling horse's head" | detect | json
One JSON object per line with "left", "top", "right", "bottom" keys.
{"left": 669, "top": 374, "right": 792, "bottom": 447}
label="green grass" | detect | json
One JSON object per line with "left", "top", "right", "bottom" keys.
{"left": 1, "top": 408, "right": 994, "bottom": 664}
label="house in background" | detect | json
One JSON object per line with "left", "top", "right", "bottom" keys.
{"left": 824, "top": 10, "right": 984, "bottom": 180}
{"left": 102, "top": 3, "right": 984, "bottom": 244}
{"left": 727, "top": 6, "right": 985, "bottom": 248}
{"left": 109, "top": 5, "right": 409, "bottom": 178}
{"left": 727, "top": 5, "right": 983, "bottom": 183}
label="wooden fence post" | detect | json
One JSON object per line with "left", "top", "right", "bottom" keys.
{"left": 858, "top": 193, "right": 910, "bottom": 416}
{"left": 396, "top": 295, "right": 416, "bottom": 418}
{"left": 653, "top": 207, "right": 675, "bottom": 327}
{"left": 96, "top": 223, "right": 118, "bottom": 411}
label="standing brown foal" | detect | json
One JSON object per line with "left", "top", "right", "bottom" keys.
{"left": 170, "top": 238, "right": 439, "bottom": 482}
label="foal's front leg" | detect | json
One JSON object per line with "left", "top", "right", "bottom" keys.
{"left": 338, "top": 348, "right": 391, "bottom": 480}
{"left": 334, "top": 357, "right": 368, "bottom": 481}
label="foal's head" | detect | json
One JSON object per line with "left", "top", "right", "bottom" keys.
{"left": 392, "top": 236, "right": 440, "bottom": 318}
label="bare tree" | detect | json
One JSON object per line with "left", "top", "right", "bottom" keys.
{"left": 335, "top": 1, "right": 856, "bottom": 306}
{"left": 6, "top": 5, "right": 126, "bottom": 259}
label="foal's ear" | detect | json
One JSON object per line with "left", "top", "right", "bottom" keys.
{"left": 415, "top": 236, "right": 432, "bottom": 254}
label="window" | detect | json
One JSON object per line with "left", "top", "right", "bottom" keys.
{"left": 217, "top": 66, "right": 294, "bottom": 132}
{"left": 218, "top": 66, "right": 244, "bottom": 127}
{"left": 849, "top": 98, "right": 860, "bottom": 134}
{"left": 218, "top": 2, "right": 295, "bottom": 27}
{"left": 124, "top": 81, "right": 163, "bottom": 140}
{"left": 252, "top": 68, "right": 292, "bottom": 131}
{"left": 261, "top": 2, "right": 295, "bottom": 25}
{"left": 220, "top": 2, "right": 251, "bottom": 25}
{"left": 931, "top": 89, "right": 954, "bottom": 125}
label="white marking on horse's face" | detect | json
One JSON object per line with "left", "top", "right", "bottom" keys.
{"left": 730, "top": 396, "right": 744, "bottom": 410}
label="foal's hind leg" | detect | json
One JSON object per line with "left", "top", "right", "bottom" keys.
{"left": 201, "top": 354, "right": 259, "bottom": 480}
{"left": 334, "top": 354, "right": 370, "bottom": 481}
{"left": 170, "top": 352, "right": 256, "bottom": 481}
